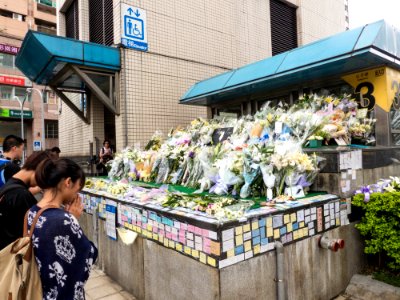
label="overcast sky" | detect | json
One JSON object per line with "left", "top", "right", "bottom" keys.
{"left": 348, "top": 0, "right": 400, "bottom": 29}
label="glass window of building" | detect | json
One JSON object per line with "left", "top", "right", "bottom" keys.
{"left": 0, "top": 85, "right": 12, "bottom": 100}
{"left": 270, "top": 0, "right": 298, "bottom": 56}
{"left": 65, "top": 0, "right": 79, "bottom": 39}
{"left": 89, "top": 0, "right": 114, "bottom": 46}
{"left": 45, "top": 121, "right": 58, "bottom": 138}
{"left": 0, "top": 53, "right": 15, "bottom": 68}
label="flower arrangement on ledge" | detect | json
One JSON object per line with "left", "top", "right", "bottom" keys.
{"left": 106, "top": 94, "right": 376, "bottom": 203}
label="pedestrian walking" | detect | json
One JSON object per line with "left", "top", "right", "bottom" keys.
{"left": 28, "top": 158, "right": 98, "bottom": 299}
{"left": 0, "top": 151, "right": 50, "bottom": 250}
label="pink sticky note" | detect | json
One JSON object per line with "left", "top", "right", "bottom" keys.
{"left": 152, "top": 227, "right": 158, "bottom": 233}
{"left": 203, "top": 245, "right": 211, "bottom": 254}
{"left": 172, "top": 234, "right": 178, "bottom": 241}
{"left": 202, "top": 229, "right": 209, "bottom": 237}
{"left": 179, "top": 236, "right": 186, "bottom": 244}
{"left": 179, "top": 230, "right": 186, "bottom": 237}
{"left": 159, "top": 230, "right": 165, "bottom": 236}
{"left": 166, "top": 232, "right": 172, "bottom": 239}
{"left": 137, "top": 221, "right": 142, "bottom": 227}
{"left": 203, "top": 238, "right": 211, "bottom": 247}
{"left": 180, "top": 223, "right": 188, "bottom": 230}
{"left": 195, "top": 227, "right": 203, "bottom": 235}
{"left": 188, "top": 225, "right": 195, "bottom": 232}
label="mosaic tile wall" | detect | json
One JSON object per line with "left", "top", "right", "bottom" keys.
{"left": 81, "top": 192, "right": 349, "bottom": 269}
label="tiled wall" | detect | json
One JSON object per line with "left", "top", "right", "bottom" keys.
{"left": 58, "top": 0, "right": 345, "bottom": 155}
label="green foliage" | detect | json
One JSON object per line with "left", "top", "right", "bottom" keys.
{"left": 353, "top": 192, "right": 400, "bottom": 270}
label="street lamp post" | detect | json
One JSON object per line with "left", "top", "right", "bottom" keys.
{"left": 27, "top": 88, "right": 45, "bottom": 150}
{"left": 13, "top": 94, "right": 27, "bottom": 164}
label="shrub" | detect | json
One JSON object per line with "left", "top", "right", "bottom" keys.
{"left": 352, "top": 192, "right": 400, "bottom": 271}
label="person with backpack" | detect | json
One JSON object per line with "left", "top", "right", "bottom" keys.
{"left": 28, "top": 158, "right": 98, "bottom": 299}
{"left": 0, "top": 135, "right": 25, "bottom": 188}
{"left": 0, "top": 151, "right": 50, "bottom": 250}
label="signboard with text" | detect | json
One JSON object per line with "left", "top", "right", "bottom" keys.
{"left": 120, "top": 4, "right": 148, "bottom": 52}
{"left": 0, "top": 75, "right": 25, "bottom": 86}
{"left": 0, "top": 109, "right": 32, "bottom": 119}
{"left": 0, "top": 44, "right": 19, "bottom": 55}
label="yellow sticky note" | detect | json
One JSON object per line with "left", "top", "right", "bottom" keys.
{"left": 184, "top": 246, "right": 192, "bottom": 255}
{"left": 287, "top": 223, "right": 293, "bottom": 233}
{"left": 235, "top": 235, "right": 243, "bottom": 245}
{"left": 266, "top": 217, "right": 272, "bottom": 227}
{"left": 299, "top": 222, "right": 305, "bottom": 228}
{"left": 293, "top": 230, "right": 299, "bottom": 240}
{"left": 267, "top": 227, "right": 273, "bottom": 237}
{"left": 199, "top": 252, "right": 207, "bottom": 264}
{"left": 152, "top": 233, "right": 158, "bottom": 240}
{"left": 336, "top": 218, "right": 340, "bottom": 226}
{"left": 244, "top": 241, "right": 252, "bottom": 252}
{"left": 168, "top": 240, "right": 175, "bottom": 248}
{"left": 298, "top": 229, "right": 304, "bottom": 239}
{"left": 147, "top": 224, "right": 152, "bottom": 231}
{"left": 274, "top": 229, "right": 280, "bottom": 239}
{"left": 207, "top": 256, "right": 216, "bottom": 267}
{"left": 303, "top": 228, "right": 308, "bottom": 237}
{"left": 158, "top": 235, "right": 164, "bottom": 243}
{"left": 252, "top": 221, "right": 259, "bottom": 230}
{"left": 235, "top": 226, "right": 243, "bottom": 235}
{"left": 227, "top": 249, "right": 235, "bottom": 258}
{"left": 290, "top": 213, "right": 297, "bottom": 222}
{"left": 124, "top": 222, "right": 129, "bottom": 228}
{"left": 254, "top": 244, "right": 261, "bottom": 255}
{"left": 284, "top": 214, "right": 290, "bottom": 224}
{"left": 164, "top": 238, "right": 169, "bottom": 247}
{"left": 210, "top": 241, "right": 221, "bottom": 256}
{"left": 243, "top": 224, "right": 251, "bottom": 232}
{"left": 176, "top": 243, "right": 183, "bottom": 252}
{"left": 192, "top": 250, "right": 199, "bottom": 258}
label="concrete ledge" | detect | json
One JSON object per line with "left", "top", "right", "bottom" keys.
{"left": 345, "top": 274, "right": 400, "bottom": 300}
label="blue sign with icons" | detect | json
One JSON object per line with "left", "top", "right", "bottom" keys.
{"left": 121, "top": 4, "right": 148, "bottom": 52}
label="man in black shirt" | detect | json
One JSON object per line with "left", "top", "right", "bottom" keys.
{"left": 0, "top": 151, "right": 50, "bottom": 250}
{"left": 0, "top": 135, "right": 24, "bottom": 187}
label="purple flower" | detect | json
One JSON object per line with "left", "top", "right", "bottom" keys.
{"left": 188, "top": 151, "right": 195, "bottom": 158}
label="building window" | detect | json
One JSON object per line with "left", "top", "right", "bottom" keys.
{"left": 65, "top": 0, "right": 79, "bottom": 39}
{"left": 0, "top": 53, "right": 15, "bottom": 68}
{"left": 35, "top": 19, "right": 57, "bottom": 35}
{"left": 270, "top": 0, "right": 298, "bottom": 56}
{"left": 45, "top": 121, "right": 58, "bottom": 138}
{"left": 36, "top": 0, "right": 57, "bottom": 8}
{"left": 43, "top": 90, "right": 57, "bottom": 104}
{"left": 89, "top": 0, "right": 114, "bottom": 46}
{"left": 0, "top": 85, "right": 31, "bottom": 101}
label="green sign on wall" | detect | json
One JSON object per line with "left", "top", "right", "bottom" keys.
{"left": 0, "top": 109, "right": 33, "bottom": 119}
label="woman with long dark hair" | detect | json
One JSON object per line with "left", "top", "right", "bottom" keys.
{"left": 28, "top": 158, "right": 97, "bottom": 299}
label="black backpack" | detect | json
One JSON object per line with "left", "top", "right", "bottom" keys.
{"left": 0, "top": 159, "right": 11, "bottom": 188}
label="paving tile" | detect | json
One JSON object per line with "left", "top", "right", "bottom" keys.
{"left": 86, "top": 284, "right": 121, "bottom": 300}
{"left": 85, "top": 275, "right": 114, "bottom": 290}
{"left": 98, "top": 293, "right": 129, "bottom": 300}
{"left": 119, "top": 291, "right": 137, "bottom": 300}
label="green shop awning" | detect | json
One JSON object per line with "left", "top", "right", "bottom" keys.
{"left": 15, "top": 31, "right": 121, "bottom": 123}
{"left": 180, "top": 20, "right": 400, "bottom": 106}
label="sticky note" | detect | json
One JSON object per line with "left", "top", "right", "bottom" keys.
{"left": 287, "top": 223, "right": 293, "bottom": 232}
{"left": 290, "top": 213, "right": 297, "bottom": 222}
{"left": 293, "top": 230, "right": 299, "bottom": 240}
{"left": 303, "top": 228, "right": 308, "bottom": 237}
{"left": 164, "top": 238, "right": 169, "bottom": 247}
{"left": 266, "top": 217, "right": 273, "bottom": 227}
{"left": 184, "top": 246, "right": 192, "bottom": 255}
{"left": 199, "top": 252, "right": 207, "bottom": 264}
{"left": 244, "top": 241, "right": 252, "bottom": 252}
{"left": 284, "top": 214, "right": 290, "bottom": 224}
{"left": 243, "top": 224, "right": 251, "bottom": 232}
{"left": 152, "top": 233, "right": 158, "bottom": 240}
{"left": 168, "top": 240, "right": 175, "bottom": 248}
{"left": 267, "top": 227, "right": 273, "bottom": 237}
{"left": 207, "top": 256, "right": 216, "bottom": 267}
{"left": 158, "top": 235, "right": 164, "bottom": 243}
{"left": 192, "top": 250, "right": 199, "bottom": 258}
{"left": 274, "top": 229, "right": 280, "bottom": 239}
{"left": 210, "top": 241, "right": 220, "bottom": 256}
{"left": 227, "top": 249, "right": 235, "bottom": 257}
{"left": 235, "top": 226, "right": 243, "bottom": 235}
{"left": 259, "top": 218, "right": 266, "bottom": 227}
{"left": 254, "top": 244, "right": 261, "bottom": 255}
{"left": 176, "top": 243, "right": 183, "bottom": 252}
{"left": 235, "top": 245, "right": 244, "bottom": 255}
{"left": 236, "top": 235, "right": 244, "bottom": 245}
{"left": 299, "top": 222, "right": 305, "bottom": 228}
{"left": 252, "top": 221, "right": 259, "bottom": 230}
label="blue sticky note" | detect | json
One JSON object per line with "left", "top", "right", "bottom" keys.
{"left": 259, "top": 218, "right": 266, "bottom": 227}
{"left": 252, "top": 229, "right": 260, "bottom": 237}
{"left": 280, "top": 226, "right": 287, "bottom": 235}
{"left": 261, "top": 238, "right": 269, "bottom": 245}
{"left": 293, "top": 222, "right": 299, "bottom": 230}
{"left": 253, "top": 236, "right": 261, "bottom": 245}
{"left": 235, "top": 245, "right": 244, "bottom": 255}
{"left": 142, "top": 216, "right": 148, "bottom": 223}
{"left": 260, "top": 227, "right": 266, "bottom": 238}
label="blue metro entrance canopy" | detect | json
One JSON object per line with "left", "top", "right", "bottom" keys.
{"left": 15, "top": 30, "right": 120, "bottom": 85}
{"left": 180, "top": 20, "right": 400, "bottom": 106}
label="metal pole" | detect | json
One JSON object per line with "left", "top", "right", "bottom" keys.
{"left": 27, "top": 88, "right": 44, "bottom": 150}
{"left": 13, "top": 95, "right": 26, "bottom": 164}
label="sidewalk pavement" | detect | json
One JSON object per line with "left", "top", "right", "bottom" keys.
{"left": 85, "top": 266, "right": 137, "bottom": 300}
